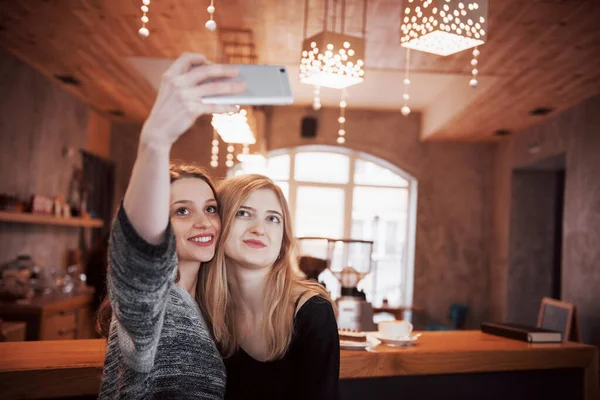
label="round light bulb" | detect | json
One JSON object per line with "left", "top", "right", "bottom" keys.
{"left": 337, "top": 137, "right": 346, "bottom": 144}
{"left": 404, "top": 78, "right": 411, "bottom": 85}
{"left": 138, "top": 27, "right": 149, "bottom": 38}
{"left": 212, "top": 139, "right": 219, "bottom": 146}
{"left": 401, "top": 105, "right": 411, "bottom": 116}
{"left": 207, "top": 5, "right": 215, "bottom": 13}
{"left": 210, "top": 160, "right": 218, "bottom": 168}
{"left": 205, "top": 19, "right": 217, "bottom": 31}
{"left": 469, "top": 78, "right": 478, "bottom": 88}
{"left": 339, "top": 100, "right": 347, "bottom": 108}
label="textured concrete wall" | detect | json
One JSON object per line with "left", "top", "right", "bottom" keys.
{"left": 0, "top": 49, "right": 89, "bottom": 272}
{"left": 492, "top": 93, "right": 600, "bottom": 348}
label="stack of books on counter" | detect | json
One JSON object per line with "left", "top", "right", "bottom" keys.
{"left": 481, "top": 322, "right": 562, "bottom": 343}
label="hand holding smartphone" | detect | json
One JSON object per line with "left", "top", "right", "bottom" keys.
{"left": 201, "top": 64, "right": 294, "bottom": 106}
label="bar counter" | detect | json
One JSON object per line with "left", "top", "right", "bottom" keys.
{"left": 0, "top": 331, "right": 597, "bottom": 399}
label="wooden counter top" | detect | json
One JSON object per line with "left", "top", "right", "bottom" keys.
{"left": 343, "top": 330, "right": 597, "bottom": 378}
{"left": 0, "top": 331, "right": 597, "bottom": 400}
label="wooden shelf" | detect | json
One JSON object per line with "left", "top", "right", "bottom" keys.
{"left": 0, "top": 211, "right": 103, "bottom": 228}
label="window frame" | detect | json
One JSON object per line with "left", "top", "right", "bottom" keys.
{"left": 234, "top": 145, "right": 418, "bottom": 308}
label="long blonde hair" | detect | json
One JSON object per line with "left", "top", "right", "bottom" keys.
{"left": 199, "top": 174, "right": 333, "bottom": 360}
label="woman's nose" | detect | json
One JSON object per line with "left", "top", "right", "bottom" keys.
{"left": 192, "top": 213, "right": 211, "bottom": 229}
{"left": 250, "top": 220, "right": 265, "bottom": 235}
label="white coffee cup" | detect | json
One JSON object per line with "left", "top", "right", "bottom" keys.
{"left": 378, "top": 320, "right": 413, "bottom": 339}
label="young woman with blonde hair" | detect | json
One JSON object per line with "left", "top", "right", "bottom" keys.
{"left": 200, "top": 174, "right": 340, "bottom": 400}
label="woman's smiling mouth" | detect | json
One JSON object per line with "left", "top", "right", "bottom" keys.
{"left": 188, "top": 234, "right": 215, "bottom": 247}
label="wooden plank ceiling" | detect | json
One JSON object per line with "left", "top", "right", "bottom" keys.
{"left": 0, "top": 0, "right": 599, "bottom": 141}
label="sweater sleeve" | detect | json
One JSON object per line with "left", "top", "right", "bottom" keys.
{"left": 107, "top": 204, "right": 177, "bottom": 372}
{"left": 293, "top": 296, "right": 341, "bottom": 400}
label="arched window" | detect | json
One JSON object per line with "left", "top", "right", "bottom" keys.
{"left": 231, "top": 145, "right": 417, "bottom": 307}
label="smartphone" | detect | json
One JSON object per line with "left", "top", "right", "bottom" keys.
{"left": 202, "top": 64, "right": 294, "bottom": 106}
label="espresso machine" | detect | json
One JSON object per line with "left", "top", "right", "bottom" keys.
{"left": 297, "top": 237, "right": 376, "bottom": 332}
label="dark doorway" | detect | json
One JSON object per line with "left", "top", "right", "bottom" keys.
{"left": 82, "top": 151, "right": 116, "bottom": 246}
{"left": 506, "top": 153, "right": 565, "bottom": 325}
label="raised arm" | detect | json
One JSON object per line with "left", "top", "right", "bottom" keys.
{"left": 123, "top": 53, "right": 243, "bottom": 244}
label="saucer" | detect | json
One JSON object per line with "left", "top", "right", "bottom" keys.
{"left": 371, "top": 333, "right": 420, "bottom": 346}
{"left": 340, "top": 335, "right": 381, "bottom": 350}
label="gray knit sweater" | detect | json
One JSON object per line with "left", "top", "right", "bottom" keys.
{"left": 98, "top": 206, "right": 226, "bottom": 399}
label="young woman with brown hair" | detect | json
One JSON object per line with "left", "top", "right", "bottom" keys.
{"left": 97, "top": 52, "right": 246, "bottom": 399}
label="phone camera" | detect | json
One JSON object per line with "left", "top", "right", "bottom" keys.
{"left": 280, "top": 68, "right": 285, "bottom": 73}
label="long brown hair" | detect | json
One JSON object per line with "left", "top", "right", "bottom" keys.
{"left": 199, "top": 174, "right": 333, "bottom": 360}
{"left": 96, "top": 161, "right": 217, "bottom": 337}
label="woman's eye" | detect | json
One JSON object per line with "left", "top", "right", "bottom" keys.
{"left": 206, "top": 205, "right": 217, "bottom": 214}
{"left": 175, "top": 207, "right": 190, "bottom": 216}
{"left": 267, "top": 215, "right": 281, "bottom": 224}
{"left": 236, "top": 210, "right": 250, "bottom": 217}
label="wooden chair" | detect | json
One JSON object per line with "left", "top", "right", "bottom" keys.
{"left": 537, "top": 297, "right": 582, "bottom": 342}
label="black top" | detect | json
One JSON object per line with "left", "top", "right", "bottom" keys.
{"left": 224, "top": 296, "right": 340, "bottom": 400}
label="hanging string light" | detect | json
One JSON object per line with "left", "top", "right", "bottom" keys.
{"left": 313, "top": 85, "right": 322, "bottom": 110}
{"left": 210, "top": 130, "right": 220, "bottom": 168}
{"left": 401, "top": 48, "right": 411, "bottom": 116}
{"left": 205, "top": 0, "right": 217, "bottom": 31}
{"left": 241, "top": 144, "right": 250, "bottom": 157}
{"left": 337, "top": 89, "right": 347, "bottom": 144}
{"left": 138, "top": 0, "right": 150, "bottom": 38}
{"left": 470, "top": 47, "right": 479, "bottom": 88}
{"left": 226, "top": 144, "right": 235, "bottom": 168}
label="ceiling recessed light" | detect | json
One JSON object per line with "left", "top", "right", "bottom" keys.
{"left": 108, "top": 109, "right": 125, "bottom": 117}
{"left": 529, "top": 107, "right": 554, "bottom": 116}
{"left": 493, "top": 129, "right": 510, "bottom": 137}
{"left": 54, "top": 74, "right": 81, "bottom": 86}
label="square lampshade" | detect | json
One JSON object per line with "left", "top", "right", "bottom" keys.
{"left": 211, "top": 108, "right": 256, "bottom": 144}
{"left": 401, "top": 0, "right": 488, "bottom": 56}
{"left": 299, "top": 31, "right": 366, "bottom": 89}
